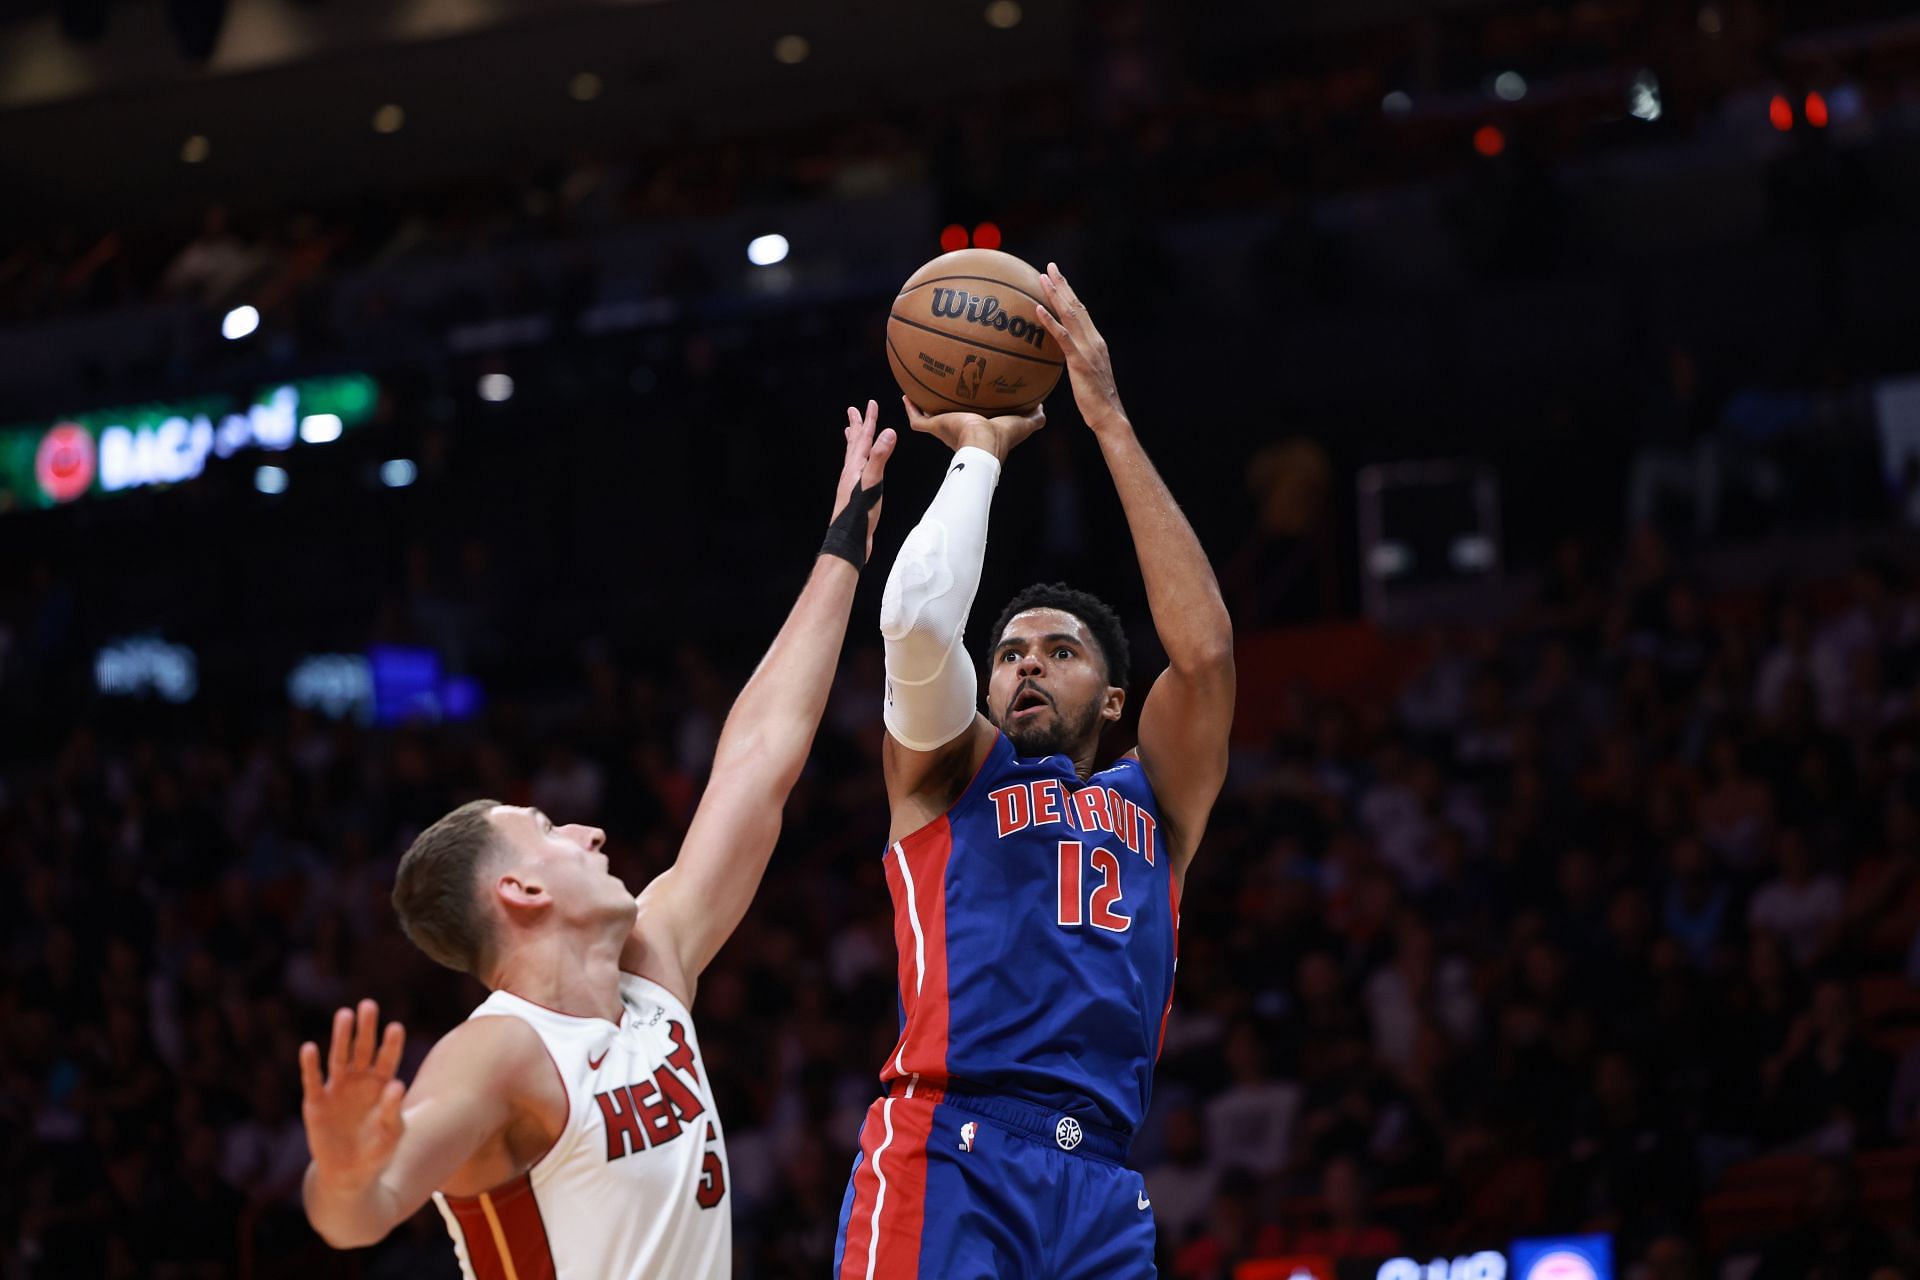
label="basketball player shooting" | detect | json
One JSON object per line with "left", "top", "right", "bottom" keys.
{"left": 296, "top": 406, "right": 896, "bottom": 1278}
{"left": 833, "top": 264, "right": 1235, "bottom": 1278}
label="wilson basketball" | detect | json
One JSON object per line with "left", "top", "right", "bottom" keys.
{"left": 886, "top": 248, "right": 1064, "bottom": 414}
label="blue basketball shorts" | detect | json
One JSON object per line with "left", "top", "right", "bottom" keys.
{"left": 831, "top": 1079, "right": 1158, "bottom": 1279}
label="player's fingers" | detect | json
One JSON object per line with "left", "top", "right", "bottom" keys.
{"left": 901, "top": 395, "right": 936, "bottom": 434}
{"left": 374, "top": 1021, "right": 406, "bottom": 1078}
{"left": 352, "top": 999, "right": 379, "bottom": 1070}
{"left": 863, "top": 398, "right": 879, "bottom": 436}
{"left": 378, "top": 1079, "right": 407, "bottom": 1135}
{"left": 862, "top": 428, "right": 898, "bottom": 487}
{"left": 1034, "top": 304, "right": 1080, "bottom": 355}
{"left": 299, "top": 1041, "right": 323, "bottom": 1100}
{"left": 1046, "top": 261, "right": 1083, "bottom": 311}
{"left": 328, "top": 1006, "right": 353, "bottom": 1079}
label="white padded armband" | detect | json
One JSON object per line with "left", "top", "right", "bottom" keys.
{"left": 880, "top": 447, "right": 1000, "bottom": 751}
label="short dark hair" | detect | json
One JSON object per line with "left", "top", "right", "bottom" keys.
{"left": 392, "top": 798, "right": 503, "bottom": 975}
{"left": 989, "top": 582, "right": 1131, "bottom": 693}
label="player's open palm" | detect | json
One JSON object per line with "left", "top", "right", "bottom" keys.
{"left": 901, "top": 395, "right": 1045, "bottom": 463}
{"left": 300, "top": 998, "right": 408, "bottom": 1188}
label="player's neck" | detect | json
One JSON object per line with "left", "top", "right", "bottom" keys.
{"left": 489, "top": 929, "right": 626, "bottom": 1024}
{"left": 1070, "top": 746, "right": 1098, "bottom": 782}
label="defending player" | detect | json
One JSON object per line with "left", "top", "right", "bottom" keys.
{"left": 833, "top": 264, "right": 1235, "bottom": 1277}
{"left": 296, "top": 405, "right": 897, "bottom": 1278}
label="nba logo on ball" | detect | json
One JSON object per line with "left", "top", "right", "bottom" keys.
{"left": 1510, "top": 1234, "right": 1612, "bottom": 1280}
{"left": 958, "top": 1122, "right": 977, "bottom": 1153}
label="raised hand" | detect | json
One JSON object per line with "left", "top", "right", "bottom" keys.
{"left": 300, "top": 999, "right": 408, "bottom": 1191}
{"left": 830, "top": 400, "right": 899, "bottom": 563}
{"left": 900, "top": 396, "right": 1046, "bottom": 464}
{"left": 1034, "top": 263, "right": 1128, "bottom": 434}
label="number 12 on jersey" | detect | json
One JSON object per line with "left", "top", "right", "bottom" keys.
{"left": 1058, "top": 840, "right": 1132, "bottom": 932}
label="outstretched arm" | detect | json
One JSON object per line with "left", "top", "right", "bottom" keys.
{"left": 623, "top": 405, "right": 896, "bottom": 1004}
{"left": 878, "top": 398, "right": 1046, "bottom": 835}
{"left": 1036, "top": 265, "right": 1235, "bottom": 878}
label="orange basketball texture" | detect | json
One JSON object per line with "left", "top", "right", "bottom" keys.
{"left": 886, "top": 249, "right": 1065, "bottom": 414}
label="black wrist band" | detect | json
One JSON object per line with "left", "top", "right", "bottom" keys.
{"left": 819, "top": 478, "right": 884, "bottom": 569}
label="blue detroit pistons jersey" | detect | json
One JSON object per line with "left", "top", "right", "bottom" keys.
{"left": 880, "top": 732, "right": 1178, "bottom": 1137}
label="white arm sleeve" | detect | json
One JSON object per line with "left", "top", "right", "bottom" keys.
{"left": 880, "top": 446, "right": 1001, "bottom": 751}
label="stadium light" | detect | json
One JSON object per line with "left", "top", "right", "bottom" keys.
{"left": 1382, "top": 90, "right": 1413, "bottom": 116}
{"left": 299, "top": 414, "right": 343, "bottom": 444}
{"left": 372, "top": 103, "right": 405, "bottom": 134}
{"left": 747, "top": 234, "right": 790, "bottom": 267}
{"left": 1473, "top": 125, "right": 1506, "bottom": 157}
{"left": 972, "top": 222, "right": 1002, "bottom": 250}
{"left": 1805, "top": 92, "right": 1829, "bottom": 128}
{"left": 1494, "top": 71, "right": 1527, "bottom": 102}
{"left": 773, "top": 35, "right": 809, "bottom": 64}
{"left": 940, "top": 224, "right": 968, "bottom": 253}
{"left": 1769, "top": 94, "right": 1793, "bottom": 131}
{"left": 477, "top": 373, "right": 514, "bottom": 403}
{"left": 569, "top": 71, "right": 603, "bottom": 102}
{"left": 1629, "top": 71, "right": 1662, "bottom": 122}
{"left": 254, "top": 465, "right": 288, "bottom": 495}
{"left": 985, "top": 1, "right": 1023, "bottom": 28}
{"left": 381, "top": 459, "right": 418, "bottom": 488}
{"left": 222, "top": 305, "right": 259, "bottom": 340}
{"left": 181, "top": 134, "right": 211, "bottom": 164}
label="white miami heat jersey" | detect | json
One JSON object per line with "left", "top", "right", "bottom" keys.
{"left": 431, "top": 972, "right": 730, "bottom": 1280}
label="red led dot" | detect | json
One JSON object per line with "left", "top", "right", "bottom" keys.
{"left": 972, "top": 221, "right": 1002, "bottom": 250}
{"left": 939, "top": 224, "right": 969, "bottom": 252}
{"left": 1472, "top": 124, "right": 1506, "bottom": 157}
{"left": 1769, "top": 94, "right": 1793, "bottom": 131}
{"left": 1805, "top": 92, "right": 1829, "bottom": 128}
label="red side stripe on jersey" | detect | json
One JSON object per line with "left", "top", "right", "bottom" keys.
{"left": 883, "top": 822, "right": 952, "bottom": 1083}
{"left": 837, "top": 1102, "right": 886, "bottom": 1280}
{"left": 445, "top": 1196, "right": 508, "bottom": 1280}
{"left": 443, "top": 1174, "right": 557, "bottom": 1280}
{"left": 1156, "top": 875, "right": 1182, "bottom": 1062}
{"left": 837, "top": 1095, "right": 936, "bottom": 1280}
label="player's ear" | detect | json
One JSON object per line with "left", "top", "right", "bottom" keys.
{"left": 496, "top": 874, "right": 551, "bottom": 916}
{"left": 1102, "top": 685, "right": 1125, "bottom": 723}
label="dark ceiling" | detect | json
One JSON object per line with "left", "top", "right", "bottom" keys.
{"left": 0, "top": 0, "right": 1072, "bottom": 228}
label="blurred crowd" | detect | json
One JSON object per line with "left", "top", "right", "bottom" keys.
{"left": 2, "top": 0, "right": 1912, "bottom": 330}
{"left": 8, "top": 506, "right": 1920, "bottom": 1278}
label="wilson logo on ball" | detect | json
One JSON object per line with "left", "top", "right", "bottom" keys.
{"left": 927, "top": 289, "right": 1046, "bottom": 349}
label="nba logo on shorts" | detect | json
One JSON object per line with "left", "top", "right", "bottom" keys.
{"left": 1054, "top": 1117, "right": 1083, "bottom": 1151}
{"left": 958, "top": 1121, "right": 977, "bottom": 1153}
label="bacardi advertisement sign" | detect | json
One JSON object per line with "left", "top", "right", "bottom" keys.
{"left": 0, "top": 373, "right": 378, "bottom": 513}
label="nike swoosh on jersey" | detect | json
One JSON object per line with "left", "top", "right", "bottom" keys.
{"left": 1137, "top": 1191, "right": 1152, "bottom": 1210}
{"left": 588, "top": 1048, "right": 609, "bottom": 1070}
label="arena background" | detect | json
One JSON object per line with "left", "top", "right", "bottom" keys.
{"left": 6, "top": 0, "right": 1920, "bottom": 1276}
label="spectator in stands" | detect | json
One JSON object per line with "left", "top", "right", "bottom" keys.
{"left": 1764, "top": 979, "right": 1896, "bottom": 1151}
{"left": 1205, "top": 1020, "right": 1302, "bottom": 1180}
{"left": 1171, "top": 1169, "right": 1285, "bottom": 1280}
{"left": 1147, "top": 1104, "right": 1221, "bottom": 1252}
{"left": 1753, "top": 1157, "right": 1898, "bottom": 1280}
{"left": 1290, "top": 1155, "right": 1403, "bottom": 1256}
{"left": 1749, "top": 827, "right": 1845, "bottom": 968}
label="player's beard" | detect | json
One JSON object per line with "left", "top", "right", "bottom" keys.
{"left": 1004, "top": 694, "right": 1103, "bottom": 760}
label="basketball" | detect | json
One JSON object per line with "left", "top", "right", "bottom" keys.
{"left": 886, "top": 248, "right": 1065, "bottom": 414}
